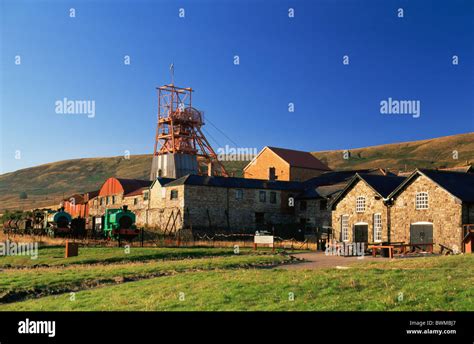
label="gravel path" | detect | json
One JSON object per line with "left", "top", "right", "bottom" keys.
{"left": 280, "top": 251, "right": 387, "bottom": 270}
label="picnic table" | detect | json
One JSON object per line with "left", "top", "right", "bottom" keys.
{"left": 369, "top": 242, "right": 434, "bottom": 258}
{"left": 368, "top": 244, "right": 395, "bottom": 258}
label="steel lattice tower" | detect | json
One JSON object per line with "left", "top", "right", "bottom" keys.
{"left": 150, "top": 84, "right": 228, "bottom": 180}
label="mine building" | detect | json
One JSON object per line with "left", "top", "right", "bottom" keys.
{"left": 243, "top": 146, "right": 331, "bottom": 182}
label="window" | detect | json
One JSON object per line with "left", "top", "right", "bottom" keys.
{"left": 270, "top": 191, "right": 277, "bottom": 204}
{"left": 143, "top": 191, "right": 149, "bottom": 201}
{"left": 106, "top": 196, "right": 110, "bottom": 205}
{"left": 170, "top": 190, "right": 178, "bottom": 200}
{"left": 100, "top": 198, "right": 103, "bottom": 206}
{"left": 373, "top": 213, "right": 382, "bottom": 242}
{"left": 300, "top": 200, "right": 307, "bottom": 211}
{"left": 319, "top": 199, "right": 328, "bottom": 210}
{"left": 133, "top": 198, "right": 138, "bottom": 206}
{"left": 112, "top": 195, "right": 116, "bottom": 204}
{"left": 259, "top": 191, "right": 266, "bottom": 202}
{"left": 356, "top": 196, "right": 366, "bottom": 213}
{"left": 415, "top": 192, "right": 428, "bottom": 210}
{"left": 341, "top": 215, "right": 349, "bottom": 242}
{"left": 235, "top": 189, "right": 243, "bottom": 200}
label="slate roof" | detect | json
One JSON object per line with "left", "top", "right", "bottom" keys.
{"left": 303, "top": 169, "right": 391, "bottom": 189}
{"left": 124, "top": 187, "right": 149, "bottom": 197}
{"left": 329, "top": 174, "right": 406, "bottom": 208}
{"left": 297, "top": 182, "right": 348, "bottom": 200}
{"left": 389, "top": 169, "right": 474, "bottom": 203}
{"left": 115, "top": 178, "right": 152, "bottom": 195}
{"left": 165, "top": 174, "right": 305, "bottom": 191}
{"left": 358, "top": 174, "right": 406, "bottom": 198}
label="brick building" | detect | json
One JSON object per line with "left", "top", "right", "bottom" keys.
{"left": 243, "top": 146, "right": 331, "bottom": 181}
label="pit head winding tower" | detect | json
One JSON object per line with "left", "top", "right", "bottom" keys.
{"left": 150, "top": 84, "right": 228, "bottom": 180}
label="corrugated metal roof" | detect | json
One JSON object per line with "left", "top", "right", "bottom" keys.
{"left": 267, "top": 147, "right": 331, "bottom": 171}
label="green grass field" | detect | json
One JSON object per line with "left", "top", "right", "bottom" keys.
{"left": 0, "top": 247, "right": 472, "bottom": 311}
{"left": 0, "top": 246, "right": 251, "bottom": 267}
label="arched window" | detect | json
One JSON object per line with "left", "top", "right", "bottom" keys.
{"left": 415, "top": 192, "right": 428, "bottom": 210}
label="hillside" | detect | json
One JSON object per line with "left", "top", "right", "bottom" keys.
{"left": 312, "top": 132, "right": 474, "bottom": 171}
{"left": 0, "top": 156, "right": 248, "bottom": 211}
{"left": 0, "top": 132, "right": 472, "bottom": 211}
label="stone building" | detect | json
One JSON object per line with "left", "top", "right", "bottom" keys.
{"left": 388, "top": 169, "right": 474, "bottom": 252}
{"left": 76, "top": 161, "right": 474, "bottom": 251}
{"left": 330, "top": 174, "right": 405, "bottom": 244}
{"left": 89, "top": 178, "right": 151, "bottom": 217}
{"left": 243, "top": 146, "right": 331, "bottom": 181}
{"left": 330, "top": 169, "right": 474, "bottom": 253}
{"left": 296, "top": 169, "right": 396, "bottom": 232}
{"left": 146, "top": 174, "right": 304, "bottom": 234}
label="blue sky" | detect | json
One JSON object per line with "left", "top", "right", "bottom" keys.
{"left": 1, "top": 0, "right": 473, "bottom": 174}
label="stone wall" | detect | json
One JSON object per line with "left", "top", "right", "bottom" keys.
{"left": 183, "top": 185, "right": 295, "bottom": 232}
{"left": 88, "top": 193, "right": 125, "bottom": 217}
{"left": 296, "top": 199, "right": 331, "bottom": 230}
{"left": 145, "top": 184, "right": 185, "bottom": 232}
{"left": 331, "top": 180, "right": 388, "bottom": 243}
{"left": 391, "top": 175, "right": 463, "bottom": 251}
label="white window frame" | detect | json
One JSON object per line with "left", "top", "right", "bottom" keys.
{"left": 341, "top": 215, "right": 349, "bottom": 242}
{"left": 415, "top": 192, "right": 429, "bottom": 210}
{"left": 356, "top": 196, "right": 366, "bottom": 213}
{"left": 373, "top": 213, "right": 382, "bottom": 243}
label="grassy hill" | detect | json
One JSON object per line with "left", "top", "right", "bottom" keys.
{"left": 1, "top": 132, "right": 472, "bottom": 211}
{"left": 0, "top": 156, "right": 248, "bottom": 211}
{"left": 312, "top": 132, "right": 474, "bottom": 172}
